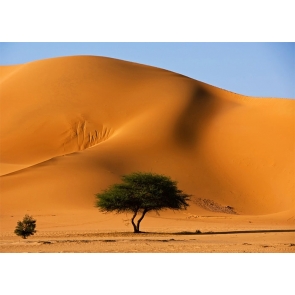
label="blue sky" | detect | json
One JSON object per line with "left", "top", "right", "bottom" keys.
{"left": 0, "top": 42, "right": 294, "bottom": 99}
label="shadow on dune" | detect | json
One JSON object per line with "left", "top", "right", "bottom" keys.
{"left": 174, "top": 86, "right": 215, "bottom": 148}
{"left": 173, "top": 85, "right": 239, "bottom": 148}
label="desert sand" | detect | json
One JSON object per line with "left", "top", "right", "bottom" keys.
{"left": 0, "top": 55, "right": 294, "bottom": 253}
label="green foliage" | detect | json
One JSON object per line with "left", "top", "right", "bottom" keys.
{"left": 14, "top": 214, "right": 37, "bottom": 239}
{"left": 95, "top": 172, "right": 191, "bottom": 232}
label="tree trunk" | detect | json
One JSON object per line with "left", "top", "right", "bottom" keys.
{"left": 131, "top": 210, "right": 139, "bottom": 233}
{"left": 136, "top": 209, "right": 148, "bottom": 233}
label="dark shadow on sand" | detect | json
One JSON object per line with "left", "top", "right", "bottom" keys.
{"left": 174, "top": 229, "right": 295, "bottom": 235}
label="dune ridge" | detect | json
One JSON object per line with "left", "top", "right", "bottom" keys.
{"left": 0, "top": 56, "right": 294, "bottom": 232}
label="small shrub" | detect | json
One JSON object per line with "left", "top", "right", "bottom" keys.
{"left": 14, "top": 214, "right": 37, "bottom": 239}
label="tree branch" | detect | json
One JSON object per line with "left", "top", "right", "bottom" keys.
{"left": 131, "top": 209, "right": 138, "bottom": 233}
{"left": 136, "top": 209, "right": 148, "bottom": 232}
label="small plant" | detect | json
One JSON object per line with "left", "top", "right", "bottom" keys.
{"left": 14, "top": 214, "right": 37, "bottom": 239}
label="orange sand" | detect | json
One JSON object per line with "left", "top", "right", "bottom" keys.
{"left": 0, "top": 56, "right": 294, "bottom": 251}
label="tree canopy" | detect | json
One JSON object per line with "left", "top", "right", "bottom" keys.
{"left": 95, "top": 172, "right": 191, "bottom": 233}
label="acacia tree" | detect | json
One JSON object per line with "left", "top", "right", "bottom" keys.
{"left": 95, "top": 172, "right": 191, "bottom": 233}
{"left": 14, "top": 214, "right": 37, "bottom": 239}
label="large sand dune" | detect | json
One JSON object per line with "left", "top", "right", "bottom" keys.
{"left": 0, "top": 56, "right": 294, "bottom": 235}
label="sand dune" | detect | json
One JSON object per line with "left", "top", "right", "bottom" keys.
{"left": 0, "top": 56, "right": 294, "bottom": 234}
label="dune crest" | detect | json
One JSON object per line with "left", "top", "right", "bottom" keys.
{"left": 0, "top": 56, "right": 294, "bottom": 226}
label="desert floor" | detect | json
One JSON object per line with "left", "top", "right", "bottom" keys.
{"left": 1, "top": 231, "right": 295, "bottom": 253}
{"left": 1, "top": 213, "right": 294, "bottom": 253}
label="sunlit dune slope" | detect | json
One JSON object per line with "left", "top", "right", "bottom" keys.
{"left": 0, "top": 56, "right": 294, "bottom": 218}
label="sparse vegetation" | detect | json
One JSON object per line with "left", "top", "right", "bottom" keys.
{"left": 95, "top": 172, "right": 191, "bottom": 233}
{"left": 14, "top": 214, "right": 37, "bottom": 239}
